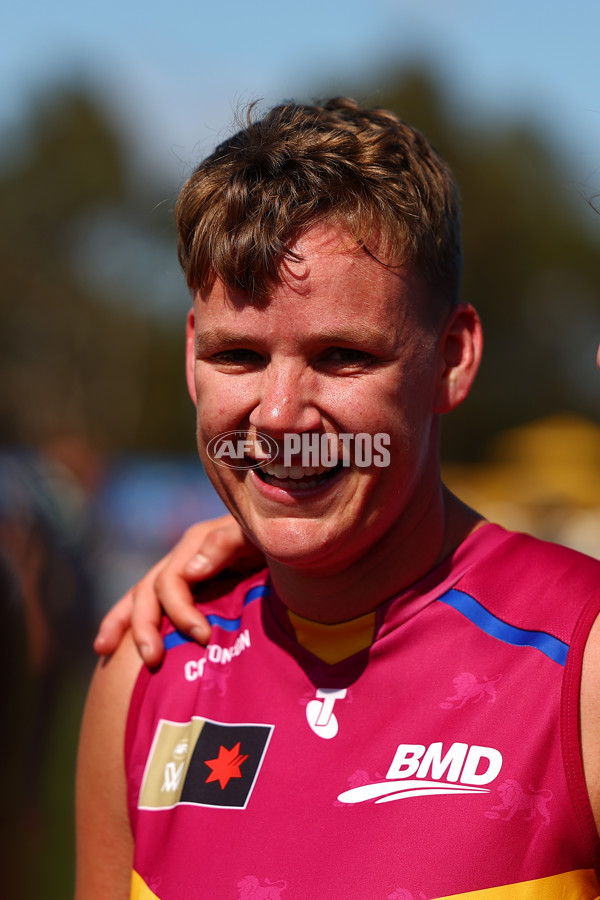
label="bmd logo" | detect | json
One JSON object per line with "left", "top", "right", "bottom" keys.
{"left": 337, "top": 742, "right": 503, "bottom": 805}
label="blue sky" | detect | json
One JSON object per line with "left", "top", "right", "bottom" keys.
{"left": 2, "top": 0, "right": 599, "bottom": 187}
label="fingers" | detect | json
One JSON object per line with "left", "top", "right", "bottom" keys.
{"left": 94, "top": 514, "right": 265, "bottom": 667}
{"left": 147, "top": 567, "right": 211, "bottom": 647}
{"left": 182, "top": 518, "right": 247, "bottom": 576}
{"left": 93, "top": 594, "right": 135, "bottom": 658}
{"left": 128, "top": 560, "right": 173, "bottom": 668}
{"left": 183, "top": 516, "right": 265, "bottom": 576}
{"left": 138, "top": 519, "right": 244, "bottom": 649}
{"left": 94, "top": 559, "right": 169, "bottom": 667}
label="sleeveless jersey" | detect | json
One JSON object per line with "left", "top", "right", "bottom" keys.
{"left": 126, "top": 524, "right": 600, "bottom": 899}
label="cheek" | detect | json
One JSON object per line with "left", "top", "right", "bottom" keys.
{"left": 194, "top": 373, "right": 249, "bottom": 433}
{"left": 371, "top": 388, "right": 435, "bottom": 463}
{"left": 324, "top": 380, "right": 397, "bottom": 430}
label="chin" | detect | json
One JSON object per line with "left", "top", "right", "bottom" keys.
{"left": 249, "top": 518, "right": 351, "bottom": 570}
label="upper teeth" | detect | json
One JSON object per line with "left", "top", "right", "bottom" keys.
{"left": 262, "top": 462, "right": 331, "bottom": 479}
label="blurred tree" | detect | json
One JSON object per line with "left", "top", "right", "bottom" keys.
{"left": 370, "top": 66, "right": 600, "bottom": 459}
{"left": 1, "top": 71, "right": 599, "bottom": 460}
{"left": 0, "top": 86, "right": 192, "bottom": 453}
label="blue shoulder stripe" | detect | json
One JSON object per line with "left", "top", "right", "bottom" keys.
{"left": 163, "top": 582, "right": 270, "bottom": 649}
{"left": 164, "top": 631, "right": 191, "bottom": 650}
{"left": 438, "top": 588, "right": 568, "bottom": 666}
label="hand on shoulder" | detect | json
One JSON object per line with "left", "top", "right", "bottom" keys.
{"left": 94, "top": 515, "right": 264, "bottom": 667}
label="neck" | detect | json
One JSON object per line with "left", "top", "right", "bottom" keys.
{"left": 266, "top": 483, "right": 484, "bottom": 623}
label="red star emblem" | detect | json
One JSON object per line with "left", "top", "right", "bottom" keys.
{"left": 204, "top": 742, "right": 249, "bottom": 790}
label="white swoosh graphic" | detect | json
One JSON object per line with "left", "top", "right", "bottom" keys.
{"left": 337, "top": 779, "right": 490, "bottom": 804}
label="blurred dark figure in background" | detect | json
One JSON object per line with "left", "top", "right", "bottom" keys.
{"left": 0, "top": 432, "right": 102, "bottom": 896}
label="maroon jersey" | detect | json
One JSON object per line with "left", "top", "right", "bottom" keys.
{"left": 126, "top": 524, "right": 600, "bottom": 899}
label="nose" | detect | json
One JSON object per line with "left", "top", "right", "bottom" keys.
{"left": 248, "top": 361, "right": 322, "bottom": 437}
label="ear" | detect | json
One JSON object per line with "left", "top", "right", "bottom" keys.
{"left": 433, "top": 303, "right": 483, "bottom": 414}
{"left": 185, "top": 307, "right": 197, "bottom": 405}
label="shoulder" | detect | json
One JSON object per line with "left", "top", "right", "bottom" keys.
{"left": 77, "top": 629, "right": 143, "bottom": 814}
{"left": 465, "top": 526, "right": 600, "bottom": 583}
{"left": 75, "top": 632, "right": 143, "bottom": 899}
{"left": 455, "top": 527, "right": 600, "bottom": 838}
{"left": 456, "top": 527, "right": 600, "bottom": 637}
{"left": 483, "top": 530, "right": 600, "bottom": 839}
{"left": 169, "top": 569, "right": 270, "bottom": 638}
{"left": 77, "top": 628, "right": 143, "bottom": 796}
{"left": 581, "top": 612, "right": 600, "bottom": 837}
{"left": 83, "top": 629, "right": 144, "bottom": 723}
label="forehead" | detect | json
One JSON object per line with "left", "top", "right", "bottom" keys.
{"left": 195, "top": 224, "right": 434, "bottom": 333}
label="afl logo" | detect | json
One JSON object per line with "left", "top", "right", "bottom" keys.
{"left": 206, "top": 430, "right": 278, "bottom": 470}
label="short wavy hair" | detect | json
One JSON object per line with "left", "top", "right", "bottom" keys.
{"left": 175, "top": 97, "right": 462, "bottom": 305}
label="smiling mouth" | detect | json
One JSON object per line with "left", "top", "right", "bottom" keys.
{"left": 253, "top": 459, "right": 343, "bottom": 491}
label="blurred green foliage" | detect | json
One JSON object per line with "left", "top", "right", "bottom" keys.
{"left": 372, "top": 67, "right": 600, "bottom": 458}
{"left": 1, "top": 69, "right": 599, "bottom": 460}
{"left": 0, "top": 87, "right": 192, "bottom": 453}
{"left": 2, "top": 65, "right": 600, "bottom": 900}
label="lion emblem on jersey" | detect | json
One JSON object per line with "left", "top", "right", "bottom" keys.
{"left": 237, "top": 875, "right": 287, "bottom": 898}
{"left": 485, "top": 779, "right": 552, "bottom": 825}
{"left": 347, "top": 769, "right": 380, "bottom": 789}
{"left": 334, "top": 769, "right": 386, "bottom": 807}
{"left": 440, "top": 672, "right": 501, "bottom": 709}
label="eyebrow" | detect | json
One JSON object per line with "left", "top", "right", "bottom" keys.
{"left": 195, "top": 325, "right": 396, "bottom": 354}
{"left": 195, "top": 330, "right": 256, "bottom": 352}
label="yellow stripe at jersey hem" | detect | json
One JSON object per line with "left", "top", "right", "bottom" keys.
{"left": 130, "top": 867, "right": 599, "bottom": 899}
{"left": 130, "top": 870, "right": 160, "bottom": 900}
{"left": 433, "top": 868, "right": 600, "bottom": 899}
